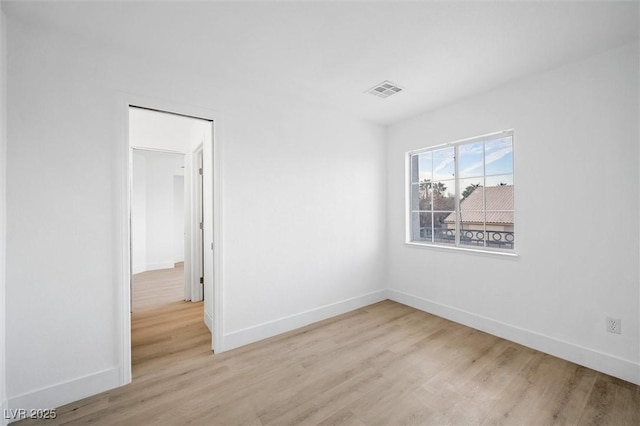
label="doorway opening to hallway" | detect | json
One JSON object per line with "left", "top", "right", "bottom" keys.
{"left": 128, "top": 106, "right": 214, "bottom": 377}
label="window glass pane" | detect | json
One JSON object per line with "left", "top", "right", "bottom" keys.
{"left": 410, "top": 183, "right": 420, "bottom": 211}
{"left": 433, "top": 211, "right": 454, "bottom": 229}
{"left": 417, "top": 179, "right": 433, "bottom": 210}
{"left": 410, "top": 155, "right": 419, "bottom": 183}
{"left": 484, "top": 180, "right": 514, "bottom": 212}
{"left": 419, "top": 186, "right": 432, "bottom": 211}
{"left": 409, "top": 212, "right": 420, "bottom": 241}
{"left": 459, "top": 209, "right": 485, "bottom": 232}
{"left": 440, "top": 210, "right": 457, "bottom": 234}
{"left": 411, "top": 183, "right": 432, "bottom": 211}
{"left": 484, "top": 220, "right": 515, "bottom": 250}
{"left": 432, "top": 147, "right": 455, "bottom": 181}
{"left": 459, "top": 177, "right": 483, "bottom": 204}
{"left": 411, "top": 212, "right": 433, "bottom": 242}
{"left": 411, "top": 153, "right": 433, "bottom": 183}
{"left": 459, "top": 222, "right": 486, "bottom": 248}
{"left": 418, "top": 152, "right": 432, "bottom": 182}
{"left": 458, "top": 142, "right": 484, "bottom": 178}
{"left": 433, "top": 211, "right": 455, "bottom": 245}
{"left": 432, "top": 180, "right": 455, "bottom": 211}
{"left": 485, "top": 174, "right": 513, "bottom": 187}
{"left": 485, "top": 137, "right": 513, "bottom": 176}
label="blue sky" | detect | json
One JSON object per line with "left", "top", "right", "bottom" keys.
{"left": 415, "top": 136, "right": 513, "bottom": 185}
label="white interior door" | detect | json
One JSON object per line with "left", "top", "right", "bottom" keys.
{"left": 202, "top": 124, "right": 215, "bottom": 347}
{"left": 191, "top": 147, "right": 204, "bottom": 302}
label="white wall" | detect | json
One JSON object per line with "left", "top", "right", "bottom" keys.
{"left": 132, "top": 151, "right": 185, "bottom": 274}
{"left": 4, "top": 17, "right": 386, "bottom": 411}
{"left": 222, "top": 105, "right": 387, "bottom": 348}
{"left": 131, "top": 149, "right": 184, "bottom": 274}
{"left": 139, "top": 151, "right": 184, "bottom": 271}
{"left": 387, "top": 42, "right": 640, "bottom": 385}
{"left": 0, "top": 8, "right": 8, "bottom": 425}
{"left": 131, "top": 151, "right": 146, "bottom": 275}
{"left": 173, "top": 175, "right": 184, "bottom": 264}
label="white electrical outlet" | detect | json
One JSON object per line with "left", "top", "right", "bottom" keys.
{"left": 606, "top": 317, "right": 621, "bottom": 334}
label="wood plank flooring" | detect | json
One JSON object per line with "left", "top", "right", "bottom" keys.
{"left": 131, "top": 262, "right": 186, "bottom": 311}
{"left": 18, "top": 267, "right": 640, "bottom": 425}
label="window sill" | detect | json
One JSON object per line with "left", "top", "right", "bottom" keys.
{"left": 404, "top": 241, "right": 519, "bottom": 259}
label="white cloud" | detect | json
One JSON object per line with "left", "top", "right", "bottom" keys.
{"left": 433, "top": 156, "right": 455, "bottom": 180}
{"left": 461, "top": 144, "right": 512, "bottom": 175}
{"left": 484, "top": 146, "right": 512, "bottom": 167}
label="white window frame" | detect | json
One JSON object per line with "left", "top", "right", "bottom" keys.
{"left": 405, "top": 130, "right": 517, "bottom": 256}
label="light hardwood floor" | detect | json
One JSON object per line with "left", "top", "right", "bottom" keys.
{"left": 18, "top": 267, "right": 640, "bottom": 425}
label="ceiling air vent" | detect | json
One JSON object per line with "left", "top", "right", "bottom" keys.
{"left": 366, "top": 80, "right": 403, "bottom": 99}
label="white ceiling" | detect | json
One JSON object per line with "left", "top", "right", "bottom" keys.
{"left": 3, "top": 1, "right": 639, "bottom": 125}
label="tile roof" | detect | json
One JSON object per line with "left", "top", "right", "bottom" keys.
{"left": 444, "top": 185, "right": 514, "bottom": 224}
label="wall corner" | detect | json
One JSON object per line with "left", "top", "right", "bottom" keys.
{"left": 0, "top": 6, "right": 9, "bottom": 424}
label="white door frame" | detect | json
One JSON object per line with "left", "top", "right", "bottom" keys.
{"left": 117, "top": 93, "right": 224, "bottom": 385}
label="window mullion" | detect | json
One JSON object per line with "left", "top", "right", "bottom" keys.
{"left": 430, "top": 154, "right": 435, "bottom": 243}
{"left": 454, "top": 145, "right": 460, "bottom": 246}
{"left": 482, "top": 142, "right": 487, "bottom": 248}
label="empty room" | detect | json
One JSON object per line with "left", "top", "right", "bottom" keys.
{"left": 0, "top": 1, "right": 638, "bottom": 425}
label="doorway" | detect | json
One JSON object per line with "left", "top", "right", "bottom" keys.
{"left": 124, "top": 104, "right": 217, "bottom": 381}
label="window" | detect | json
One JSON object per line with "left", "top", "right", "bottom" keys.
{"left": 407, "top": 130, "right": 515, "bottom": 252}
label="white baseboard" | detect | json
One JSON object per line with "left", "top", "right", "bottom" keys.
{"left": 145, "top": 262, "right": 175, "bottom": 271}
{"left": 387, "top": 289, "right": 640, "bottom": 386}
{"left": 1, "top": 398, "right": 8, "bottom": 426}
{"left": 204, "top": 309, "right": 213, "bottom": 333}
{"left": 223, "top": 289, "right": 388, "bottom": 351}
{"left": 6, "top": 367, "right": 120, "bottom": 422}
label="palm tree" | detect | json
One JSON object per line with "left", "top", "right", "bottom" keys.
{"left": 419, "top": 179, "right": 431, "bottom": 199}
{"left": 419, "top": 179, "right": 448, "bottom": 195}
{"left": 432, "top": 182, "right": 447, "bottom": 195}
{"left": 419, "top": 179, "right": 452, "bottom": 210}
